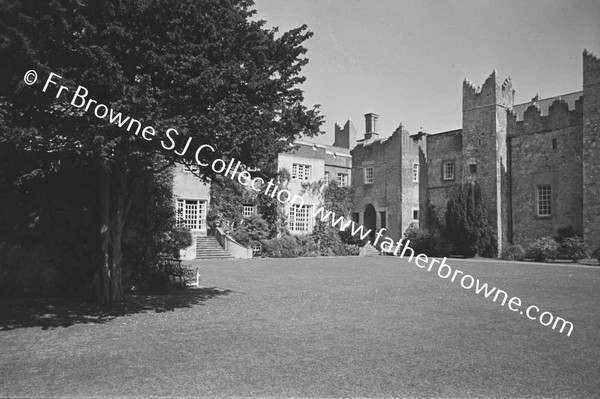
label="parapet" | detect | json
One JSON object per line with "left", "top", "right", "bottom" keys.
{"left": 463, "top": 70, "right": 514, "bottom": 110}
{"left": 509, "top": 95, "right": 583, "bottom": 137}
{"left": 584, "top": 49, "right": 600, "bottom": 87}
{"left": 333, "top": 119, "right": 357, "bottom": 149}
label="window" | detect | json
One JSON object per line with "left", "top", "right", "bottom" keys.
{"left": 176, "top": 199, "right": 206, "bottom": 230}
{"left": 337, "top": 173, "right": 348, "bottom": 187}
{"left": 470, "top": 164, "right": 477, "bottom": 173}
{"left": 183, "top": 164, "right": 199, "bottom": 174}
{"left": 380, "top": 212, "right": 386, "bottom": 229}
{"left": 292, "top": 163, "right": 311, "bottom": 181}
{"left": 537, "top": 185, "right": 552, "bottom": 216}
{"left": 442, "top": 161, "right": 455, "bottom": 181}
{"left": 364, "top": 167, "right": 374, "bottom": 184}
{"left": 324, "top": 171, "right": 330, "bottom": 184}
{"left": 413, "top": 209, "right": 419, "bottom": 220}
{"left": 243, "top": 204, "right": 256, "bottom": 218}
{"left": 552, "top": 138, "right": 558, "bottom": 150}
{"left": 412, "top": 163, "right": 419, "bottom": 182}
{"left": 289, "top": 204, "right": 313, "bottom": 232}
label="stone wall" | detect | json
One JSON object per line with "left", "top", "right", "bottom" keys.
{"left": 425, "top": 129, "right": 463, "bottom": 226}
{"left": 351, "top": 128, "right": 404, "bottom": 241}
{"left": 509, "top": 99, "right": 584, "bottom": 245}
{"left": 583, "top": 50, "right": 600, "bottom": 250}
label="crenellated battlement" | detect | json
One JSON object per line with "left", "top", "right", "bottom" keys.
{"left": 463, "top": 70, "right": 514, "bottom": 110}
{"left": 584, "top": 49, "right": 600, "bottom": 87}
{"left": 333, "top": 119, "right": 357, "bottom": 149}
{"left": 509, "top": 96, "right": 583, "bottom": 137}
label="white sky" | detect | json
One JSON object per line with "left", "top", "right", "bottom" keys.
{"left": 253, "top": 0, "right": 600, "bottom": 143}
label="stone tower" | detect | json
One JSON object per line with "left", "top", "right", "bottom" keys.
{"left": 333, "top": 120, "right": 357, "bottom": 149}
{"left": 583, "top": 50, "right": 600, "bottom": 248}
{"left": 462, "top": 71, "right": 514, "bottom": 254}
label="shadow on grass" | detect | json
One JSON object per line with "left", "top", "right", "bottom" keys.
{"left": 0, "top": 287, "right": 231, "bottom": 331}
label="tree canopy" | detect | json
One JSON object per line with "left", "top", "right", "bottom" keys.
{"left": 0, "top": 0, "right": 323, "bottom": 304}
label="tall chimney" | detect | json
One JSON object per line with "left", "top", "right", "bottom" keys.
{"left": 364, "top": 113, "right": 379, "bottom": 140}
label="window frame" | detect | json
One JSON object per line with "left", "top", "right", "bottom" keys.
{"left": 364, "top": 166, "right": 374, "bottom": 184}
{"left": 442, "top": 160, "right": 455, "bottom": 181}
{"left": 337, "top": 172, "right": 349, "bottom": 187}
{"left": 288, "top": 204, "right": 313, "bottom": 233}
{"left": 176, "top": 199, "right": 207, "bottom": 230}
{"left": 412, "top": 208, "right": 419, "bottom": 221}
{"left": 412, "top": 163, "right": 420, "bottom": 183}
{"left": 242, "top": 204, "right": 256, "bottom": 218}
{"left": 291, "top": 163, "right": 312, "bottom": 181}
{"left": 536, "top": 184, "right": 552, "bottom": 217}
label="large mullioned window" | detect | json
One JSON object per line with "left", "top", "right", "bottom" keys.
{"left": 289, "top": 204, "right": 313, "bottom": 232}
{"left": 176, "top": 199, "right": 207, "bottom": 230}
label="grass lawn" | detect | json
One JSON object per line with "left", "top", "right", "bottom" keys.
{"left": 1, "top": 256, "right": 599, "bottom": 398}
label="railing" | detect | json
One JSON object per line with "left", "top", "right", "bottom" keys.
{"left": 215, "top": 227, "right": 228, "bottom": 250}
{"left": 215, "top": 226, "right": 252, "bottom": 258}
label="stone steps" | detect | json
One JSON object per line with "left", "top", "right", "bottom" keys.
{"left": 195, "top": 236, "right": 233, "bottom": 259}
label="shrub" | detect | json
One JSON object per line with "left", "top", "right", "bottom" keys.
{"left": 593, "top": 247, "right": 600, "bottom": 263}
{"left": 339, "top": 228, "right": 367, "bottom": 247}
{"left": 501, "top": 244, "right": 525, "bottom": 261}
{"left": 171, "top": 227, "right": 193, "bottom": 253}
{"left": 555, "top": 226, "right": 581, "bottom": 243}
{"left": 445, "top": 182, "right": 497, "bottom": 257}
{"left": 311, "top": 221, "right": 347, "bottom": 256}
{"left": 344, "top": 244, "right": 360, "bottom": 256}
{"left": 557, "top": 236, "right": 589, "bottom": 261}
{"left": 526, "top": 237, "right": 559, "bottom": 262}
{"left": 404, "top": 225, "right": 438, "bottom": 256}
{"left": 260, "top": 235, "right": 300, "bottom": 258}
{"left": 295, "top": 234, "right": 319, "bottom": 257}
{"left": 231, "top": 215, "right": 270, "bottom": 247}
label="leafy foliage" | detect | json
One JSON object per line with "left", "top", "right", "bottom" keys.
{"left": 122, "top": 165, "right": 192, "bottom": 291}
{"left": 526, "top": 237, "right": 559, "bottom": 262}
{"left": 557, "top": 236, "right": 589, "bottom": 261}
{"left": 445, "top": 182, "right": 497, "bottom": 257}
{"left": 0, "top": 0, "right": 322, "bottom": 302}
{"left": 501, "top": 244, "right": 525, "bottom": 261}
{"left": 555, "top": 226, "right": 582, "bottom": 243}
{"left": 593, "top": 247, "right": 600, "bottom": 263}
{"left": 260, "top": 235, "right": 300, "bottom": 258}
{"left": 404, "top": 225, "right": 439, "bottom": 256}
{"left": 231, "top": 215, "right": 270, "bottom": 247}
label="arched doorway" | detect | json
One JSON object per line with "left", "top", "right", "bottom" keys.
{"left": 364, "top": 204, "right": 377, "bottom": 241}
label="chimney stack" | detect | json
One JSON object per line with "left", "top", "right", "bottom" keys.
{"left": 364, "top": 113, "right": 379, "bottom": 140}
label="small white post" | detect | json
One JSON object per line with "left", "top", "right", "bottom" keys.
{"left": 195, "top": 268, "right": 200, "bottom": 288}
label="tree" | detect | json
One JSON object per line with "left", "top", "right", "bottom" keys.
{"left": 445, "top": 181, "right": 497, "bottom": 257}
{"left": 0, "top": 0, "right": 323, "bottom": 304}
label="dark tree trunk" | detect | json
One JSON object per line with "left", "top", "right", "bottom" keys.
{"left": 95, "top": 156, "right": 128, "bottom": 305}
{"left": 109, "top": 157, "right": 127, "bottom": 303}
{"left": 95, "top": 161, "right": 112, "bottom": 306}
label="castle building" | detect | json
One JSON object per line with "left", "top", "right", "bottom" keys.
{"left": 340, "top": 50, "right": 600, "bottom": 252}
{"left": 176, "top": 50, "right": 600, "bottom": 258}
